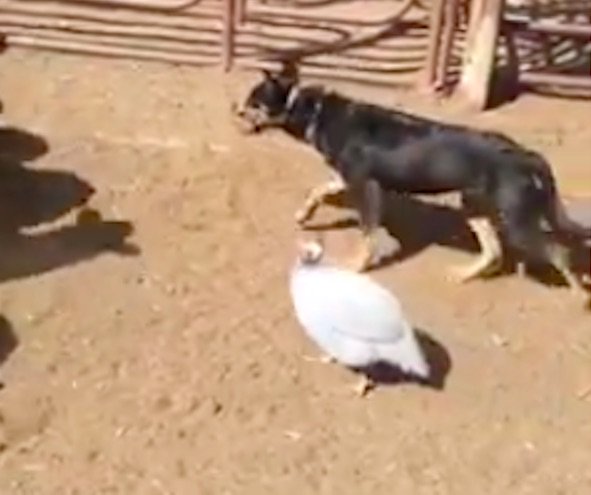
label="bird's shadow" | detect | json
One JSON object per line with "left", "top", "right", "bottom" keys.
{"left": 0, "top": 126, "right": 139, "bottom": 283}
{"left": 353, "top": 328, "right": 452, "bottom": 392}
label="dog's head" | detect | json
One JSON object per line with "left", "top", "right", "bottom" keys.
{"left": 234, "top": 62, "right": 299, "bottom": 134}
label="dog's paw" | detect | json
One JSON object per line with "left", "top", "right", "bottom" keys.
{"left": 372, "top": 228, "right": 400, "bottom": 261}
{"left": 445, "top": 265, "right": 473, "bottom": 284}
{"left": 295, "top": 209, "right": 310, "bottom": 226}
{"left": 347, "top": 254, "right": 373, "bottom": 273}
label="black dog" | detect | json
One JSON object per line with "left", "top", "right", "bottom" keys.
{"left": 236, "top": 63, "right": 590, "bottom": 294}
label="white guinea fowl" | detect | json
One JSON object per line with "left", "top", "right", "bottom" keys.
{"left": 290, "top": 240, "right": 430, "bottom": 395}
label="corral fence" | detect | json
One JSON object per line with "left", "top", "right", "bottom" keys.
{"left": 0, "top": 0, "right": 589, "bottom": 108}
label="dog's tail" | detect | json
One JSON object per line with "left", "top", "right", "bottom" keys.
{"left": 530, "top": 160, "right": 591, "bottom": 241}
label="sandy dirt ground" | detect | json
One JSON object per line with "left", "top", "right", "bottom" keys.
{"left": 0, "top": 46, "right": 590, "bottom": 495}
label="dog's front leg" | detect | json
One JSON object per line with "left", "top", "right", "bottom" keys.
{"left": 350, "top": 179, "right": 398, "bottom": 272}
{"left": 295, "top": 173, "right": 346, "bottom": 226}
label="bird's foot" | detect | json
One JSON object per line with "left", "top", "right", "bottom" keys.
{"left": 302, "top": 354, "right": 336, "bottom": 364}
{"left": 352, "top": 375, "right": 375, "bottom": 397}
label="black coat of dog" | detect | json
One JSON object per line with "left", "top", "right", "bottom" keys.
{"left": 236, "top": 63, "right": 590, "bottom": 295}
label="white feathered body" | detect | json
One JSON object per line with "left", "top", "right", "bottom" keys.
{"left": 290, "top": 262, "right": 429, "bottom": 379}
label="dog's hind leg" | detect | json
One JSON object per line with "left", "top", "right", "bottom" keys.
{"left": 349, "top": 179, "right": 398, "bottom": 272}
{"left": 448, "top": 217, "right": 503, "bottom": 283}
{"left": 499, "top": 185, "right": 587, "bottom": 297}
{"left": 295, "top": 173, "right": 346, "bottom": 226}
{"left": 544, "top": 241, "right": 587, "bottom": 295}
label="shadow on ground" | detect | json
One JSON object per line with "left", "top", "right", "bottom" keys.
{"left": 0, "top": 126, "right": 139, "bottom": 283}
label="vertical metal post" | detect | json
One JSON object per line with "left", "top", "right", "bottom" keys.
{"left": 235, "top": 0, "right": 247, "bottom": 25}
{"left": 435, "top": 0, "right": 460, "bottom": 92}
{"left": 222, "top": 0, "right": 236, "bottom": 71}
{"left": 458, "top": 0, "right": 505, "bottom": 109}
{"left": 421, "top": 0, "right": 445, "bottom": 89}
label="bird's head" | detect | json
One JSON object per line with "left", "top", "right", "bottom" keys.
{"left": 297, "top": 238, "right": 324, "bottom": 265}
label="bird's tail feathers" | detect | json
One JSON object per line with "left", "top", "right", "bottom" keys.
{"left": 379, "top": 324, "right": 429, "bottom": 379}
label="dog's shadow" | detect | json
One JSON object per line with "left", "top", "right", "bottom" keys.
{"left": 354, "top": 328, "right": 452, "bottom": 391}
{"left": 306, "top": 192, "right": 591, "bottom": 290}
{"left": 381, "top": 194, "right": 480, "bottom": 261}
{"left": 306, "top": 191, "right": 480, "bottom": 259}
{"left": 0, "top": 126, "right": 139, "bottom": 283}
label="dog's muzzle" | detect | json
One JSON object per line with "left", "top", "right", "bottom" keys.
{"left": 231, "top": 102, "right": 267, "bottom": 134}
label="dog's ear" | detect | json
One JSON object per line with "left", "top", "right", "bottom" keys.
{"left": 276, "top": 61, "right": 299, "bottom": 87}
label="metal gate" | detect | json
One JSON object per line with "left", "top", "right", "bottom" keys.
{"left": 0, "top": 0, "right": 432, "bottom": 87}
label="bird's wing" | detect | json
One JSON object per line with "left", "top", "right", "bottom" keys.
{"left": 291, "top": 266, "right": 409, "bottom": 343}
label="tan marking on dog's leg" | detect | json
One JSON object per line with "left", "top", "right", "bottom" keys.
{"left": 449, "top": 217, "right": 503, "bottom": 283}
{"left": 348, "top": 178, "right": 391, "bottom": 272}
{"left": 349, "top": 229, "right": 400, "bottom": 273}
{"left": 295, "top": 174, "right": 346, "bottom": 225}
{"left": 348, "top": 231, "right": 376, "bottom": 272}
{"left": 545, "top": 242, "right": 586, "bottom": 296}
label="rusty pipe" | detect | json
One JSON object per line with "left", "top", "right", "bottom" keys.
{"left": 435, "top": 0, "right": 460, "bottom": 92}
{"left": 55, "top": 0, "right": 202, "bottom": 12}
{"left": 421, "top": 0, "right": 445, "bottom": 89}
{"left": 221, "top": 0, "right": 236, "bottom": 71}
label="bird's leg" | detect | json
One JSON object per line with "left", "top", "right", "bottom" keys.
{"left": 448, "top": 217, "right": 503, "bottom": 283}
{"left": 302, "top": 353, "right": 336, "bottom": 364}
{"left": 352, "top": 375, "right": 375, "bottom": 397}
{"left": 295, "top": 173, "right": 347, "bottom": 226}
